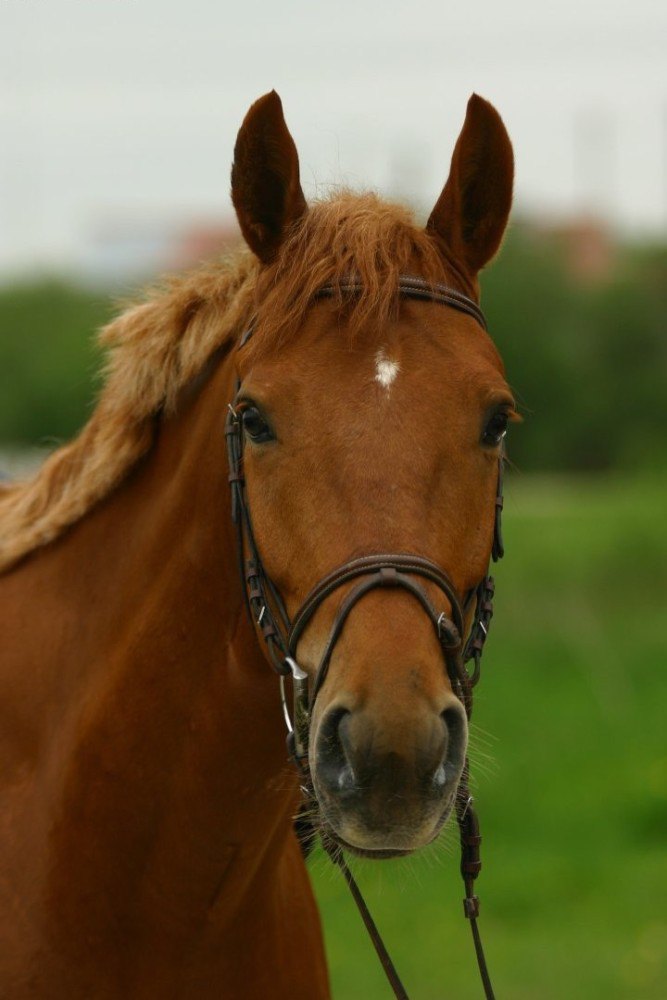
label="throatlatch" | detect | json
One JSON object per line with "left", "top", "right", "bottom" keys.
{"left": 225, "top": 275, "right": 504, "bottom": 1000}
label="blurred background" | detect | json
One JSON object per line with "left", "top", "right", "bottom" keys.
{"left": 1, "top": 0, "right": 665, "bottom": 996}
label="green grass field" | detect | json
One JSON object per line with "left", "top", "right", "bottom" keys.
{"left": 310, "top": 475, "right": 667, "bottom": 999}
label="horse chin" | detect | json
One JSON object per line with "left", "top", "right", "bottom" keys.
{"left": 318, "top": 791, "right": 457, "bottom": 861}
{"left": 325, "top": 831, "right": 415, "bottom": 860}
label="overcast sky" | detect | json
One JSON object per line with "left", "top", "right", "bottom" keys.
{"left": 1, "top": 0, "right": 665, "bottom": 274}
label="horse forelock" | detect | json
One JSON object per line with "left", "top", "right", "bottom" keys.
{"left": 0, "top": 191, "right": 457, "bottom": 573}
{"left": 247, "top": 191, "right": 459, "bottom": 359}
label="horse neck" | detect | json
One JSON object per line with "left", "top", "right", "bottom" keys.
{"left": 5, "top": 347, "right": 299, "bottom": 926}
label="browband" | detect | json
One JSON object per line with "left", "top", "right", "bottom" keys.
{"left": 316, "top": 275, "right": 487, "bottom": 330}
{"left": 238, "top": 274, "right": 486, "bottom": 349}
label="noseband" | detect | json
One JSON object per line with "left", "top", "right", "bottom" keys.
{"left": 225, "top": 275, "right": 503, "bottom": 1000}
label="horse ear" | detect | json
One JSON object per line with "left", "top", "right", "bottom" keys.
{"left": 427, "top": 94, "right": 514, "bottom": 275}
{"left": 231, "top": 90, "right": 307, "bottom": 264}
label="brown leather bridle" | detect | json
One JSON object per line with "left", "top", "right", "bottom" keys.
{"left": 225, "top": 276, "right": 504, "bottom": 999}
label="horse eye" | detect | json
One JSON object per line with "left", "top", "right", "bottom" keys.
{"left": 241, "top": 405, "right": 274, "bottom": 443}
{"left": 482, "top": 410, "right": 509, "bottom": 447}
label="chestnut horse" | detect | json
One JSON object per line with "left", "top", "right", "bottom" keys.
{"left": 0, "top": 91, "right": 514, "bottom": 998}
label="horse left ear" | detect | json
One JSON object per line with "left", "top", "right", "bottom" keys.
{"left": 231, "top": 90, "right": 307, "bottom": 264}
{"left": 427, "top": 94, "right": 514, "bottom": 275}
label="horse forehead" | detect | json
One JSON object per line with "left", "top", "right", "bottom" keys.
{"left": 263, "top": 328, "right": 472, "bottom": 393}
{"left": 241, "top": 300, "right": 503, "bottom": 412}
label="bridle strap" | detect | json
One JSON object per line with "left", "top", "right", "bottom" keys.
{"left": 297, "top": 561, "right": 466, "bottom": 714}
{"left": 456, "top": 766, "right": 496, "bottom": 1000}
{"left": 323, "top": 839, "right": 410, "bottom": 1000}
{"left": 315, "top": 274, "right": 488, "bottom": 331}
{"left": 289, "top": 552, "right": 465, "bottom": 649}
{"left": 492, "top": 450, "right": 505, "bottom": 561}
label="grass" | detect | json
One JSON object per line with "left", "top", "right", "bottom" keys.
{"left": 309, "top": 474, "right": 667, "bottom": 999}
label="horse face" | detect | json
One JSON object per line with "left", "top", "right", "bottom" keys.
{"left": 231, "top": 91, "right": 514, "bottom": 856}
{"left": 236, "top": 306, "right": 513, "bottom": 854}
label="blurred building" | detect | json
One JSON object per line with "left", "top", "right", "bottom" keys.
{"left": 521, "top": 214, "right": 617, "bottom": 285}
{"left": 552, "top": 217, "right": 617, "bottom": 284}
{"left": 75, "top": 215, "right": 242, "bottom": 289}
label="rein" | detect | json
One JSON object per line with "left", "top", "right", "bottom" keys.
{"left": 225, "top": 275, "right": 503, "bottom": 1000}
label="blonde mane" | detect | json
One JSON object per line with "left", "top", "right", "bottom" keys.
{"left": 0, "top": 192, "right": 450, "bottom": 573}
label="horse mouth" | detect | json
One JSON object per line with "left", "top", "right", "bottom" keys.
{"left": 322, "top": 826, "right": 415, "bottom": 860}
{"left": 318, "top": 788, "right": 458, "bottom": 861}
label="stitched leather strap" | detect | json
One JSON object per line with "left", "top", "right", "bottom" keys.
{"left": 291, "top": 559, "right": 467, "bottom": 713}
{"left": 289, "top": 552, "right": 465, "bottom": 649}
{"left": 323, "top": 837, "right": 410, "bottom": 1000}
{"left": 315, "top": 274, "right": 488, "bottom": 331}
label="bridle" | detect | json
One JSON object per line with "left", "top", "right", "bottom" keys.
{"left": 225, "top": 275, "right": 504, "bottom": 1000}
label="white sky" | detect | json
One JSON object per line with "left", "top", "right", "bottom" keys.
{"left": 0, "top": 0, "right": 666, "bottom": 274}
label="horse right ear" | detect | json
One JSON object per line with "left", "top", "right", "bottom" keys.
{"left": 231, "top": 91, "right": 307, "bottom": 264}
{"left": 427, "top": 94, "right": 514, "bottom": 276}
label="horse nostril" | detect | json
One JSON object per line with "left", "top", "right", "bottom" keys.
{"left": 441, "top": 706, "right": 466, "bottom": 767}
{"left": 432, "top": 705, "right": 467, "bottom": 794}
{"left": 316, "top": 706, "right": 357, "bottom": 798}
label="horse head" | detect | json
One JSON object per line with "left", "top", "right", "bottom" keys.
{"left": 228, "top": 91, "right": 515, "bottom": 858}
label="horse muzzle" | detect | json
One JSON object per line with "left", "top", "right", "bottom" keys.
{"left": 310, "top": 696, "right": 468, "bottom": 855}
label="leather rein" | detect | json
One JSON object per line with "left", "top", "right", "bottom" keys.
{"left": 225, "top": 275, "right": 503, "bottom": 1000}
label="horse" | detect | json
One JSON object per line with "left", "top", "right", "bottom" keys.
{"left": 0, "top": 90, "right": 515, "bottom": 998}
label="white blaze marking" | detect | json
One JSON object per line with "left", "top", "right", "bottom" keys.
{"left": 374, "top": 349, "right": 400, "bottom": 390}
